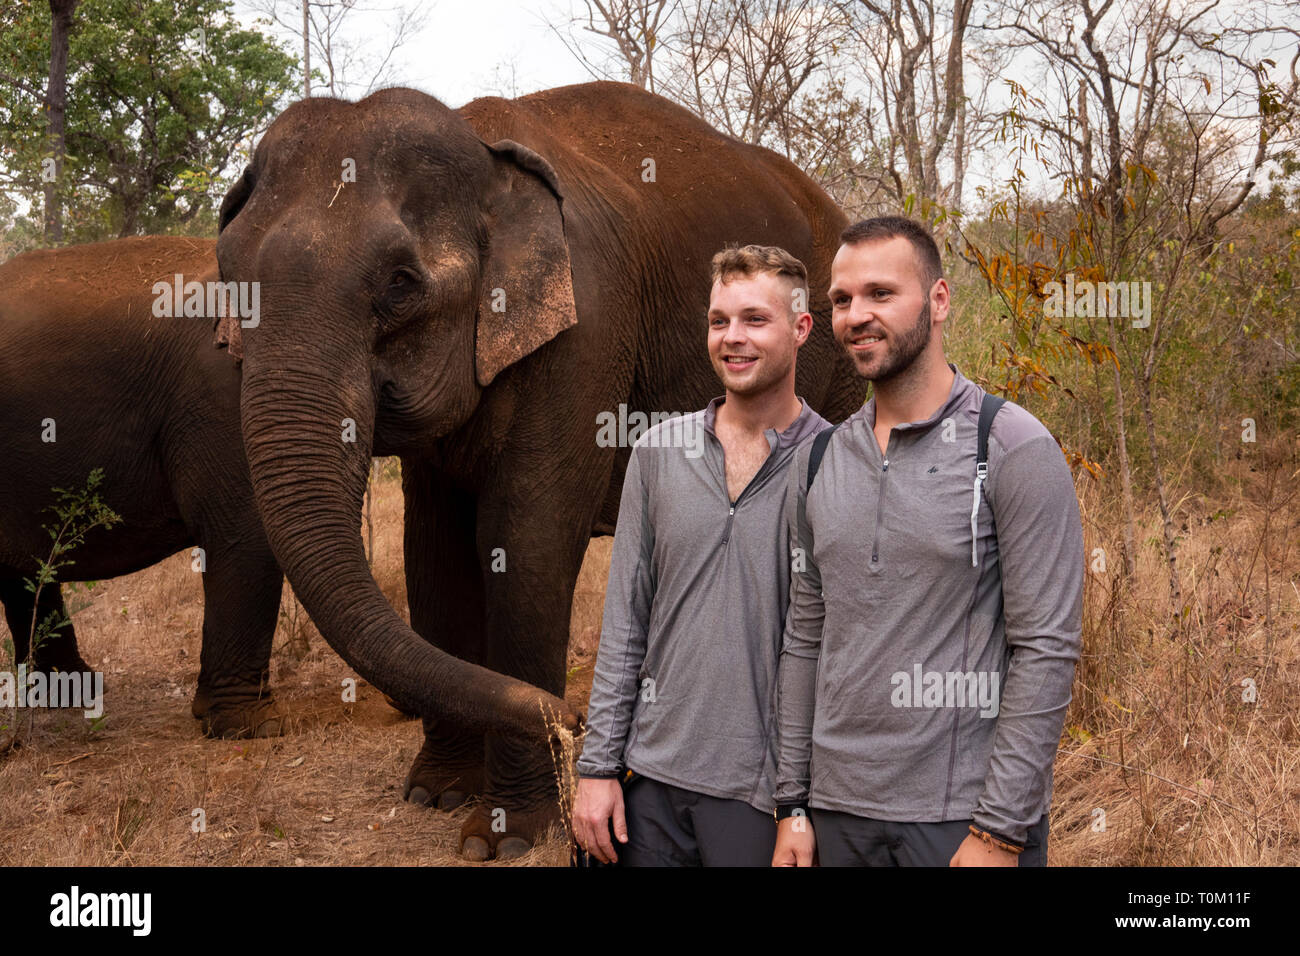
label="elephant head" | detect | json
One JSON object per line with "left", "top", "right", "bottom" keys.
{"left": 214, "top": 88, "right": 579, "bottom": 736}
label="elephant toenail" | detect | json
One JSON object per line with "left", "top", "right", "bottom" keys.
{"left": 462, "top": 836, "right": 491, "bottom": 862}
{"left": 496, "top": 836, "right": 531, "bottom": 860}
{"left": 436, "top": 790, "right": 467, "bottom": 810}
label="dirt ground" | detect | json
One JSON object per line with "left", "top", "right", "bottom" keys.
{"left": 0, "top": 465, "right": 607, "bottom": 867}
{"left": 1, "top": 457, "right": 1295, "bottom": 867}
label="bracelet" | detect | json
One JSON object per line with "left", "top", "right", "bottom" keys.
{"left": 968, "top": 824, "right": 1023, "bottom": 855}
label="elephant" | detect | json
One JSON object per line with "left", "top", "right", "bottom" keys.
{"left": 214, "top": 80, "right": 866, "bottom": 860}
{"left": 0, "top": 235, "right": 284, "bottom": 738}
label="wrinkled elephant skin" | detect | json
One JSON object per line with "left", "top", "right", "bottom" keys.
{"left": 216, "top": 82, "right": 866, "bottom": 859}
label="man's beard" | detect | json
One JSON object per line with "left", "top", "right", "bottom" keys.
{"left": 853, "top": 299, "right": 932, "bottom": 383}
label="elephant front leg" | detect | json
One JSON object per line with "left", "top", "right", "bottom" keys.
{"left": 461, "top": 729, "right": 571, "bottom": 862}
{"left": 400, "top": 460, "right": 488, "bottom": 811}
{"left": 457, "top": 511, "right": 589, "bottom": 862}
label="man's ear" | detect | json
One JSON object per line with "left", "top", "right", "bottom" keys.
{"left": 475, "top": 139, "right": 578, "bottom": 387}
{"left": 795, "top": 311, "right": 813, "bottom": 347}
{"left": 929, "top": 276, "right": 951, "bottom": 329}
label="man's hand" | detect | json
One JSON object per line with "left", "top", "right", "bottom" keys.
{"left": 572, "top": 777, "right": 628, "bottom": 864}
{"left": 772, "top": 814, "right": 816, "bottom": 867}
{"left": 949, "top": 833, "right": 1020, "bottom": 867}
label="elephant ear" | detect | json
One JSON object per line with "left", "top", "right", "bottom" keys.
{"left": 475, "top": 139, "right": 577, "bottom": 387}
{"left": 218, "top": 165, "right": 254, "bottom": 235}
{"left": 214, "top": 166, "right": 255, "bottom": 361}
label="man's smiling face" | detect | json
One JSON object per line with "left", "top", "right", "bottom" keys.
{"left": 707, "top": 271, "right": 806, "bottom": 396}
{"left": 829, "top": 236, "right": 943, "bottom": 382}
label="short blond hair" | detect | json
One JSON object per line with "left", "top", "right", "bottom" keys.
{"left": 710, "top": 244, "right": 808, "bottom": 316}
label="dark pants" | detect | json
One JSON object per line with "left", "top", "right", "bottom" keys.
{"left": 618, "top": 773, "right": 776, "bottom": 867}
{"left": 810, "top": 808, "right": 1049, "bottom": 867}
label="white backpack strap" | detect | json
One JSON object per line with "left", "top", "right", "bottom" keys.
{"left": 971, "top": 393, "right": 1007, "bottom": 567}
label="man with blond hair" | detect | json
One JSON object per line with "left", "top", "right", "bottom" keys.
{"left": 572, "top": 245, "right": 832, "bottom": 866}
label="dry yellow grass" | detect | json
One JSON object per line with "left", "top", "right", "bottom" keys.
{"left": 1052, "top": 440, "right": 1300, "bottom": 865}
{"left": 0, "top": 462, "right": 606, "bottom": 867}
{"left": 0, "top": 444, "right": 1294, "bottom": 866}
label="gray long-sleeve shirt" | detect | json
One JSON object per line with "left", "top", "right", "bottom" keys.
{"left": 774, "top": 366, "right": 1083, "bottom": 844}
{"left": 576, "top": 396, "right": 831, "bottom": 813}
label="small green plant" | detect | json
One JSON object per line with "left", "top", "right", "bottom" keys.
{"left": 0, "top": 469, "right": 121, "bottom": 754}
{"left": 64, "top": 579, "right": 102, "bottom": 618}
{"left": 22, "top": 468, "right": 122, "bottom": 663}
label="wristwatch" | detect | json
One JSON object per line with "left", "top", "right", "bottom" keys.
{"left": 774, "top": 802, "right": 809, "bottom": 823}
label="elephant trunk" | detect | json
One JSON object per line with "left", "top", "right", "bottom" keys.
{"left": 239, "top": 346, "right": 572, "bottom": 738}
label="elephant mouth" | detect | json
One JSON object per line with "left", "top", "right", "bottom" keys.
{"left": 373, "top": 379, "right": 448, "bottom": 455}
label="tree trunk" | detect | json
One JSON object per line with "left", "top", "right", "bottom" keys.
{"left": 1136, "top": 368, "right": 1180, "bottom": 607}
{"left": 43, "top": 0, "right": 78, "bottom": 244}
{"left": 302, "top": 0, "right": 310, "bottom": 97}
{"left": 1105, "top": 312, "right": 1138, "bottom": 581}
{"left": 950, "top": 63, "right": 966, "bottom": 215}
{"left": 1077, "top": 81, "right": 1093, "bottom": 201}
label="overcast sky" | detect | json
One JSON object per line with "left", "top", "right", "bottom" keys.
{"left": 232, "top": 0, "right": 596, "bottom": 108}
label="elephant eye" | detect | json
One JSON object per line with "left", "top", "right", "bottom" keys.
{"left": 374, "top": 264, "right": 426, "bottom": 332}
{"left": 388, "top": 267, "right": 420, "bottom": 296}
{"left": 377, "top": 266, "right": 424, "bottom": 312}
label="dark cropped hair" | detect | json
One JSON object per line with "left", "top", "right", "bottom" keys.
{"left": 840, "top": 216, "right": 944, "bottom": 292}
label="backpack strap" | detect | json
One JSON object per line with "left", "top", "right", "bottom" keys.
{"left": 806, "top": 424, "right": 838, "bottom": 490}
{"left": 970, "top": 393, "right": 1007, "bottom": 567}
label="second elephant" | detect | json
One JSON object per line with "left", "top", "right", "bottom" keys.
{"left": 0, "top": 235, "right": 283, "bottom": 738}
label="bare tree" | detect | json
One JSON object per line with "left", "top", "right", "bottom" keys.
{"left": 251, "top": 0, "right": 432, "bottom": 98}
{"left": 978, "top": 0, "right": 1297, "bottom": 246}
{"left": 546, "top": 0, "right": 890, "bottom": 211}
{"left": 549, "top": 0, "right": 678, "bottom": 90}
{"left": 544, "top": 1, "right": 1001, "bottom": 220}
{"left": 840, "top": 0, "right": 975, "bottom": 210}
{"left": 974, "top": 0, "right": 1300, "bottom": 600}
{"left": 547, "top": 1, "right": 850, "bottom": 149}
{"left": 659, "top": 0, "right": 849, "bottom": 149}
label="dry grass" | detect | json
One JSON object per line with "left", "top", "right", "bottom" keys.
{"left": 0, "top": 463, "right": 608, "bottom": 867}
{"left": 1052, "top": 439, "right": 1300, "bottom": 865}
{"left": 1, "top": 443, "right": 1295, "bottom": 867}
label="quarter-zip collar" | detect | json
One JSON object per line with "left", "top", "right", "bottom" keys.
{"left": 701, "top": 393, "right": 825, "bottom": 452}
{"left": 862, "top": 363, "right": 978, "bottom": 437}
{"left": 702, "top": 394, "right": 825, "bottom": 510}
